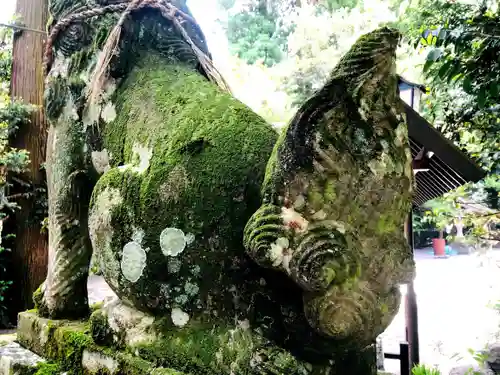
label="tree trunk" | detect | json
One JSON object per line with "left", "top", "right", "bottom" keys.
{"left": 9, "top": 0, "right": 48, "bottom": 315}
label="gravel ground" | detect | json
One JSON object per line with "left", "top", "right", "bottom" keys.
{"left": 87, "top": 248, "right": 500, "bottom": 375}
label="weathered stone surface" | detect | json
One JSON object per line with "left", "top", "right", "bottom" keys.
{"left": 15, "top": 312, "right": 188, "bottom": 375}
{"left": 0, "top": 332, "right": 16, "bottom": 347}
{"left": 17, "top": 312, "right": 64, "bottom": 357}
{"left": 244, "top": 27, "right": 414, "bottom": 348}
{"left": 89, "top": 298, "right": 157, "bottom": 348}
{"left": 81, "top": 350, "right": 119, "bottom": 375}
{"left": 0, "top": 342, "right": 44, "bottom": 375}
{"left": 37, "top": 0, "right": 415, "bottom": 373}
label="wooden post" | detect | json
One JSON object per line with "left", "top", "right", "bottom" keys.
{"left": 8, "top": 0, "right": 48, "bottom": 314}
{"left": 404, "top": 211, "right": 420, "bottom": 367}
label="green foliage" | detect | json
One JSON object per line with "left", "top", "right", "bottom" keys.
{"left": 221, "top": 1, "right": 293, "bottom": 67}
{"left": 315, "top": 0, "right": 360, "bottom": 12}
{"left": 0, "top": 28, "right": 12, "bottom": 83}
{"left": 400, "top": 0, "right": 500, "bottom": 173}
{"left": 411, "top": 364, "right": 441, "bottom": 375}
{"left": 421, "top": 195, "right": 457, "bottom": 234}
{"left": 226, "top": 10, "right": 286, "bottom": 66}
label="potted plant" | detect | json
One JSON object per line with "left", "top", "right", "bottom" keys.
{"left": 422, "top": 198, "right": 456, "bottom": 257}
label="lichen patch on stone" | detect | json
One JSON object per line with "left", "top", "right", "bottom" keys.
{"left": 91, "top": 149, "right": 111, "bottom": 174}
{"left": 171, "top": 307, "right": 190, "bottom": 327}
{"left": 185, "top": 233, "right": 195, "bottom": 245}
{"left": 62, "top": 97, "right": 79, "bottom": 121}
{"left": 88, "top": 187, "right": 123, "bottom": 290}
{"left": 49, "top": 53, "right": 70, "bottom": 79}
{"left": 118, "top": 143, "right": 153, "bottom": 174}
{"left": 83, "top": 103, "right": 101, "bottom": 129}
{"left": 120, "top": 241, "right": 147, "bottom": 283}
{"left": 281, "top": 207, "right": 309, "bottom": 232}
{"left": 269, "top": 237, "right": 290, "bottom": 268}
{"left": 101, "top": 102, "right": 117, "bottom": 123}
{"left": 160, "top": 228, "right": 188, "bottom": 257}
{"left": 132, "top": 143, "right": 153, "bottom": 173}
{"left": 184, "top": 281, "right": 199, "bottom": 296}
{"left": 168, "top": 258, "right": 182, "bottom": 273}
{"left": 158, "top": 165, "right": 190, "bottom": 202}
{"left": 131, "top": 227, "right": 145, "bottom": 245}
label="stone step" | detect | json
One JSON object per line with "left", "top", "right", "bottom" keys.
{"left": 0, "top": 342, "right": 45, "bottom": 375}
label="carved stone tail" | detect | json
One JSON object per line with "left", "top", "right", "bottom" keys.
{"left": 36, "top": 126, "right": 94, "bottom": 319}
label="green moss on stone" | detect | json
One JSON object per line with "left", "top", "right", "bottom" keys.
{"left": 131, "top": 319, "right": 311, "bottom": 375}
{"left": 89, "top": 310, "right": 114, "bottom": 347}
{"left": 33, "top": 286, "right": 48, "bottom": 317}
{"left": 33, "top": 362, "right": 61, "bottom": 375}
{"left": 114, "top": 353, "right": 155, "bottom": 375}
{"left": 46, "top": 323, "right": 94, "bottom": 375}
{"left": 90, "top": 51, "right": 278, "bottom": 316}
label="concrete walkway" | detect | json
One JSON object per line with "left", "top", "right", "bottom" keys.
{"left": 381, "top": 248, "right": 500, "bottom": 374}
{"left": 87, "top": 248, "right": 500, "bottom": 375}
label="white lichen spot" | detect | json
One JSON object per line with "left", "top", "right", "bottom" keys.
{"left": 269, "top": 237, "right": 290, "bottom": 268}
{"left": 368, "top": 152, "right": 394, "bottom": 176}
{"left": 238, "top": 319, "right": 250, "bottom": 330}
{"left": 118, "top": 143, "right": 153, "bottom": 174}
{"left": 184, "top": 281, "right": 199, "bottom": 296}
{"left": 133, "top": 143, "right": 153, "bottom": 173}
{"left": 174, "top": 294, "right": 188, "bottom": 305}
{"left": 171, "top": 308, "right": 190, "bottom": 327}
{"left": 82, "top": 77, "right": 117, "bottom": 129}
{"left": 83, "top": 103, "right": 101, "bottom": 129}
{"left": 82, "top": 350, "right": 119, "bottom": 375}
{"left": 358, "top": 98, "right": 371, "bottom": 120}
{"left": 101, "top": 102, "right": 117, "bottom": 123}
{"left": 168, "top": 258, "right": 182, "bottom": 273}
{"left": 62, "top": 97, "right": 79, "bottom": 121}
{"left": 380, "top": 139, "right": 389, "bottom": 151}
{"left": 132, "top": 227, "right": 145, "bottom": 245}
{"left": 160, "top": 228, "right": 187, "bottom": 257}
{"left": 120, "top": 241, "right": 147, "bottom": 283}
{"left": 48, "top": 53, "right": 70, "bottom": 79}
{"left": 190, "top": 264, "right": 201, "bottom": 276}
{"left": 185, "top": 233, "right": 195, "bottom": 245}
{"left": 91, "top": 149, "right": 111, "bottom": 174}
{"left": 281, "top": 207, "right": 309, "bottom": 232}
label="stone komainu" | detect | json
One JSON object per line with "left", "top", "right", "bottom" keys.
{"left": 35, "top": 0, "right": 415, "bottom": 373}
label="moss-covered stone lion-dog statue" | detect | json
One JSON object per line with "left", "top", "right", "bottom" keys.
{"left": 31, "top": 0, "right": 414, "bottom": 374}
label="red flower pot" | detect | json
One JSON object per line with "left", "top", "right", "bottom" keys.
{"left": 432, "top": 238, "right": 446, "bottom": 256}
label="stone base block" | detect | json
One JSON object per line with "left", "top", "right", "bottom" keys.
{"left": 15, "top": 310, "right": 186, "bottom": 375}
{"left": 0, "top": 342, "right": 45, "bottom": 375}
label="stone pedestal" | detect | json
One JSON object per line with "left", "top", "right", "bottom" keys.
{"left": 14, "top": 310, "right": 186, "bottom": 375}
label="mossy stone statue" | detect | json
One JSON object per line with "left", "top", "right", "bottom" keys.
{"left": 35, "top": 0, "right": 415, "bottom": 374}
